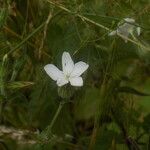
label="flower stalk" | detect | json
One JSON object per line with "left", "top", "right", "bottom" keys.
{"left": 47, "top": 102, "right": 64, "bottom": 132}
{"left": 39, "top": 101, "right": 65, "bottom": 142}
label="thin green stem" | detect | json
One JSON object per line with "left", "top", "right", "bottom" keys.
{"left": 38, "top": 102, "right": 64, "bottom": 143}
{"left": 46, "top": 102, "right": 64, "bottom": 135}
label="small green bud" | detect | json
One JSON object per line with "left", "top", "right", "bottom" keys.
{"left": 58, "top": 85, "right": 75, "bottom": 99}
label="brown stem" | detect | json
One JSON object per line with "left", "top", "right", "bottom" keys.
{"left": 88, "top": 125, "right": 98, "bottom": 150}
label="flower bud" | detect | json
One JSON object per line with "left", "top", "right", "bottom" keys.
{"left": 58, "top": 85, "right": 75, "bottom": 99}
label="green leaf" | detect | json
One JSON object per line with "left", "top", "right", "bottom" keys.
{"left": 7, "top": 81, "right": 34, "bottom": 89}
{"left": 118, "top": 86, "right": 150, "bottom": 96}
{"left": 0, "top": 81, "right": 34, "bottom": 89}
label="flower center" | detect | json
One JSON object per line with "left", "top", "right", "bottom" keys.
{"left": 65, "top": 74, "right": 70, "bottom": 80}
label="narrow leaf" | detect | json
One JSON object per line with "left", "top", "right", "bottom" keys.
{"left": 118, "top": 86, "right": 150, "bottom": 96}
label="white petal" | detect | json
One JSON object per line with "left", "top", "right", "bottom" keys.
{"left": 118, "top": 18, "right": 134, "bottom": 33}
{"left": 62, "top": 52, "right": 74, "bottom": 75}
{"left": 117, "top": 26, "right": 130, "bottom": 38}
{"left": 69, "top": 77, "right": 83, "bottom": 87}
{"left": 108, "top": 30, "right": 117, "bottom": 36}
{"left": 136, "top": 27, "right": 141, "bottom": 36}
{"left": 57, "top": 77, "right": 68, "bottom": 87}
{"left": 71, "top": 61, "right": 89, "bottom": 77}
{"left": 44, "top": 64, "right": 63, "bottom": 81}
{"left": 124, "top": 18, "right": 135, "bottom": 23}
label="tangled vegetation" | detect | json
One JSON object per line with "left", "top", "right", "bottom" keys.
{"left": 0, "top": 0, "right": 150, "bottom": 149}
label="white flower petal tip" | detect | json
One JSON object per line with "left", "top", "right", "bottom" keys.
{"left": 136, "top": 27, "right": 141, "bottom": 36}
{"left": 44, "top": 52, "right": 89, "bottom": 87}
{"left": 124, "top": 18, "right": 135, "bottom": 23}
{"left": 71, "top": 61, "right": 89, "bottom": 77}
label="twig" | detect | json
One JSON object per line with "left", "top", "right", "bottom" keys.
{"left": 38, "top": 9, "right": 53, "bottom": 59}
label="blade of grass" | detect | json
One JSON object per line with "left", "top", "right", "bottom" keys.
{"left": 3, "top": 26, "right": 35, "bottom": 48}
{"left": 6, "top": 22, "right": 45, "bottom": 56}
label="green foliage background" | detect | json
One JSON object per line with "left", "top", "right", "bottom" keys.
{"left": 0, "top": 0, "right": 150, "bottom": 149}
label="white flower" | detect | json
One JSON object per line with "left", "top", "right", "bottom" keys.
{"left": 109, "top": 18, "right": 141, "bottom": 42}
{"left": 44, "top": 52, "right": 89, "bottom": 87}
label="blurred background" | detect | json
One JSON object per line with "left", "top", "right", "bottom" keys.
{"left": 0, "top": 0, "right": 150, "bottom": 149}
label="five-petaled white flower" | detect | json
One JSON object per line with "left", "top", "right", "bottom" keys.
{"left": 108, "top": 18, "right": 141, "bottom": 42}
{"left": 44, "top": 52, "right": 89, "bottom": 87}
